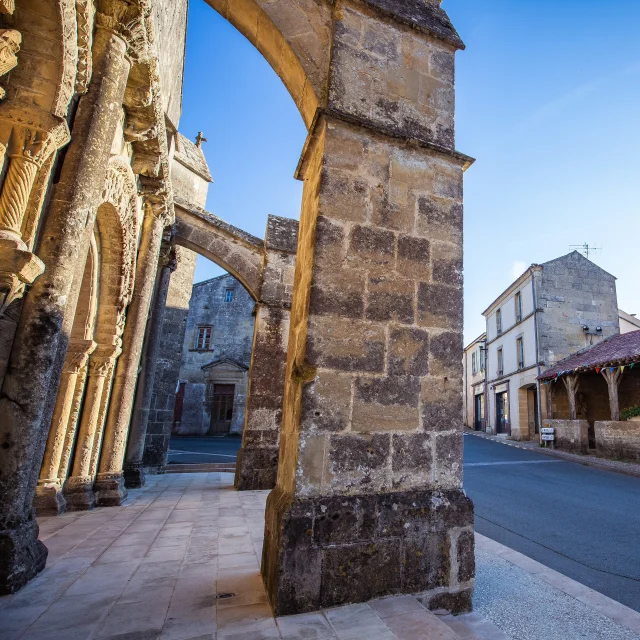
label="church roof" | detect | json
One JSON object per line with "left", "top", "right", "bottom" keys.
{"left": 174, "top": 132, "right": 213, "bottom": 182}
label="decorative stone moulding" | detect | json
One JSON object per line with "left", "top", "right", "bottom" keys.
{"left": 0, "top": 29, "right": 20, "bottom": 99}
{"left": 0, "top": 114, "right": 70, "bottom": 315}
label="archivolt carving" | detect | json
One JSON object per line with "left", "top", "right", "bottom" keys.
{"left": 75, "top": 0, "right": 94, "bottom": 94}
{"left": 101, "top": 156, "right": 139, "bottom": 317}
{"left": 52, "top": 0, "right": 79, "bottom": 118}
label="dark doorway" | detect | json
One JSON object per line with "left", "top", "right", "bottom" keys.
{"left": 496, "top": 391, "right": 509, "bottom": 435}
{"left": 474, "top": 393, "right": 485, "bottom": 431}
{"left": 210, "top": 384, "right": 235, "bottom": 434}
{"left": 532, "top": 387, "right": 539, "bottom": 435}
{"left": 173, "top": 381, "right": 186, "bottom": 428}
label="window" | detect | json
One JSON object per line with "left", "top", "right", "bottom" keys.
{"left": 496, "top": 309, "right": 502, "bottom": 335}
{"left": 497, "top": 348, "right": 504, "bottom": 377}
{"left": 195, "top": 326, "right": 212, "bottom": 350}
{"left": 515, "top": 292, "right": 522, "bottom": 323}
{"left": 224, "top": 289, "right": 234, "bottom": 303}
{"left": 517, "top": 337, "right": 524, "bottom": 370}
{"left": 472, "top": 352, "right": 477, "bottom": 375}
{"left": 480, "top": 348, "right": 485, "bottom": 372}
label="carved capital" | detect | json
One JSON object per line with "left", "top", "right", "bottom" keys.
{"left": 0, "top": 29, "right": 20, "bottom": 99}
{"left": 64, "top": 340, "right": 97, "bottom": 375}
{"left": 88, "top": 346, "right": 122, "bottom": 377}
{"left": 95, "top": 0, "right": 150, "bottom": 62}
{"left": 0, "top": 241, "right": 44, "bottom": 316}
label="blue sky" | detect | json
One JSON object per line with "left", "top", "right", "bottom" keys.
{"left": 178, "top": 0, "right": 640, "bottom": 344}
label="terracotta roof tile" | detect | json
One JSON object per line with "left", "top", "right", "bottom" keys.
{"left": 538, "top": 330, "right": 640, "bottom": 380}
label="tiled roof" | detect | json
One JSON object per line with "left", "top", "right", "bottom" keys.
{"left": 174, "top": 133, "right": 213, "bottom": 182}
{"left": 538, "top": 330, "right": 640, "bottom": 380}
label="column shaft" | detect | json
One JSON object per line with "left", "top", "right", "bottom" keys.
{"left": 0, "top": 26, "right": 130, "bottom": 594}
{"left": 95, "top": 207, "right": 165, "bottom": 505}
{"left": 123, "top": 251, "right": 174, "bottom": 488}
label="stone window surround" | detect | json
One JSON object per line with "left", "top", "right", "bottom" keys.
{"left": 194, "top": 325, "right": 213, "bottom": 351}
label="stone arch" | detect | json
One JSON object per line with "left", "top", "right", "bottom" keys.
{"left": 205, "top": 0, "right": 333, "bottom": 127}
{"left": 173, "top": 200, "right": 265, "bottom": 301}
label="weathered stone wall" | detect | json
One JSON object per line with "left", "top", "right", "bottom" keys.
{"left": 175, "top": 273, "right": 255, "bottom": 435}
{"left": 143, "top": 246, "right": 197, "bottom": 471}
{"left": 152, "top": 0, "right": 188, "bottom": 127}
{"left": 543, "top": 419, "right": 589, "bottom": 454}
{"left": 261, "top": 0, "right": 474, "bottom": 615}
{"left": 235, "top": 215, "right": 297, "bottom": 490}
{"left": 595, "top": 420, "right": 640, "bottom": 462}
{"left": 536, "top": 253, "right": 619, "bottom": 368}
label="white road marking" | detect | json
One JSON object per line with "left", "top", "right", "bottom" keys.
{"left": 168, "top": 450, "right": 237, "bottom": 459}
{"left": 464, "top": 460, "right": 562, "bottom": 467}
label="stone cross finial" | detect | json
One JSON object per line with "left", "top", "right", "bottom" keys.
{"left": 195, "top": 131, "right": 207, "bottom": 148}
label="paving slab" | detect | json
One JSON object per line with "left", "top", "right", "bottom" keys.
{"left": 1, "top": 472, "right": 639, "bottom": 639}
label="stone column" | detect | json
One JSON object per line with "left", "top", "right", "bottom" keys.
{"left": 141, "top": 246, "right": 197, "bottom": 473}
{"left": 601, "top": 368, "right": 623, "bottom": 421}
{"left": 0, "top": 19, "right": 131, "bottom": 593}
{"left": 95, "top": 201, "right": 169, "bottom": 505}
{"left": 33, "top": 340, "right": 95, "bottom": 515}
{"left": 123, "top": 244, "right": 176, "bottom": 488}
{"left": 64, "top": 348, "right": 119, "bottom": 510}
{"left": 236, "top": 215, "right": 297, "bottom": 490}
{"left": 262, "top": 2, "right": 474, "bottom": 616}
{"left": 562, "top": 374, "right": 580, "bottom": 420}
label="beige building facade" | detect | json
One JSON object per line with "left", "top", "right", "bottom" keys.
{"left": 466, "top": 252, "right": 629, "bottom": 441}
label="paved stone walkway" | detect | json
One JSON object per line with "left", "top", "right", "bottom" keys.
{"left": 1, "top": 473, "right": 639, "bottom": 640}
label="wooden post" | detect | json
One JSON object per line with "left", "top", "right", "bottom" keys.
{"left": 562, "top": 374, "right": 580, "bottom": 420}
{"left": 601, "top": 368, "right": 623, "bottom": 421}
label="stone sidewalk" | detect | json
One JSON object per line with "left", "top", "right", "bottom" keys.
{"left": 1, "top": 472, "right": 639, "bottom": 640}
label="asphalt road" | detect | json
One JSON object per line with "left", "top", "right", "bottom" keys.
{"left": 464, "top": 434, "right": 640, "bottom": 612}
{"left": 167, "top": 436, "right": 242, "bottom": 464}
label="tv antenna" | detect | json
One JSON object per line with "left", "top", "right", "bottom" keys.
{"left": 570, "top": 242, "right": 602, "bottom": 260}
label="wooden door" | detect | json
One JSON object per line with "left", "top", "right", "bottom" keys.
{"left": 496, "top": 392, "right": 509, "bottom": 434}
{"left": 209, "top": 384, "right": 235, "bottom": 434}
{"left": 474, "top": 394, "right": 485, "bottom": 431}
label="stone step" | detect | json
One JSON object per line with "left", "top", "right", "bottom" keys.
{"left": 165, "top": 463, "right": 236, "bottom": 473}
{"left": 367, "top": 595, "right": 464, "bottom": 639}
{"left": 437, "top": 611, "right": 511, "bottom": 640}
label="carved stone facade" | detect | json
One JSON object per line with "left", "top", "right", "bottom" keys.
{"left": 0, "top": 0, "right": 474, "bottom": 618}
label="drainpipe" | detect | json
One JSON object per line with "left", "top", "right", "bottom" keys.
{"left": 531, "top": 267, "right": 543, "bottom": 437}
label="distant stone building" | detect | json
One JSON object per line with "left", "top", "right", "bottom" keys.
{"left": 464, "top": 251, "right": 635, "bottom": 440}
{"left": 173, "top": 273, "right": 255, "bottom": 436}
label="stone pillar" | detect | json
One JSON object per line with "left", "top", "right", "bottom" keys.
{"left": 236, "top": 215, "right": 297, "bottom": 490}
{"left": 142, "top": 246, "right": 197, "bottom": 472}
{"left": 262, "top": 2, "right": 473, "bottom": 615}
{"left": 0, "top": 20, "right": 131, "bottom": 594}
{"left": 235, "top": 306, "right": 290, "bottom": 490}
{"left": 95, "top": 202, "right": 169, "bottom": 505}
{"left": 601, "top": 368, "right": 623, "bottom": 421}
{"left": 123, "top": 244, "right": 176, "bottom": 488}
{"left": 562, "top": 374, "right": 580, "bottom": 420}
{"left": 64, "top": 347, "right": 119, "bottom": 510}
{"left": 34, "top": 340, "right": 95, "bottom": 515}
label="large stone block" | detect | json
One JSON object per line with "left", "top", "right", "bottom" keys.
{"left": 595, "top": 420, "right": 640, "bottom": 462}
{"left": 262, "top": 486, "right": 474, "bottom": 616}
